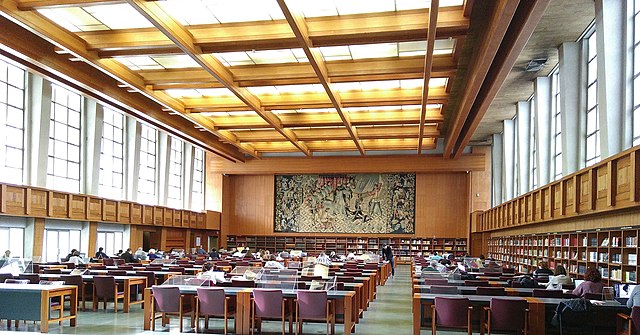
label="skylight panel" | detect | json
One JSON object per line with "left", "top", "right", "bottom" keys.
{"left": 203, "top": 0, "right": 284, "bottom": 23}
{"left": 399, "top": 41, "right": 426, "bottom": 57}
{"left": 434, "top": 39, "right": 456, "bottom": 55}
{"left": 400, "top": 79, "right": 424, "bottom": 89}
{"left": 157, "top": 0, "right": 219, "bottom": 25}
{"left": 152, "top": 55, "right": 200, "bottom": 69}
{"left": 395, "top": 0, "right": 431, "bottom": 11}
{"left": 350, "top": 43, "right": 398, "bottom": 59}
{"left": 248, "top": 50, "right": 299, "bottom": 64}
{"left": 333, "top": 82, "right": 362, "bottom": 92}
{"left": 165, "top": 89, "right": 203, "bottom": 98}
{"left": 297, "top": 1, "right": 339, "bottom": 17}
{"left": 275, "top": 84, "right": 325, "bottom": 94}
{"left": 428, "top": 78, "right": 448, "bottom": 88}
{"left": 37, "top": 8, "right": 82, "bottom": 32}
{"left": 319, "top": 46, "right": 351, "bottom": 61}
{"left": 360, "top": 80, "right": 400, "bottom": 91}
{"left": 195, "top": 88, "right": 235, "bottom": 97}
{"left": 84, "top": 4, "right": 154, "bottom": 30}
{"left": 215, "top": 52, "right": 255, "bottom": 66}
{"left": 247, "top": 86, "right": 280, "bottom": 96}
{"left": 115, "top": 56, "right": 162, "bottom": 71}
{"left": 336, "top": 0, "right": 395, "bottom": 15}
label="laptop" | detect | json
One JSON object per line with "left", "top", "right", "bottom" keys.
{"left": 615, "top": 283, "right": 637, "bottom": 304}
{"left": 574, "top": 279, "right": 584, "bottom": 287}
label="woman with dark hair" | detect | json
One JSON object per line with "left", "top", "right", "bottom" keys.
{"left": 546, "top": 265, "right": 573, "bottom": 289}
{"left": 533, "top": 261, "right": 554, "bottom": 278}
{"left": 572, "top": 267, "right": 605, "bottom": 298}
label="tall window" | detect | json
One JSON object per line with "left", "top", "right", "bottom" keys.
{"left": 48, "top": 84, "right": 82, "bottom": 193}
{"left": 96, "top": 231, "right": 123, "bottom": 257}
{"left": 552, "top": 70, "right": 563, "bottom": 180}
{"left": 530, "top": 97, "right": 538, "bottom": 190}
{"left": 192, "top": 148, "right": 205, "bottom": 211}
{"left": 138, "top": 124, "right": 157, "bottom": 205}
{"left": 0, "top": 227, "right": 24, "bottom": 258}
{"left": 42, "top": 229, "right": 81, "bottom": 262}
{"left": 99, "top": 107, "right": 125, "bottom": 199}
{"left": 585, "top": 31, "right": 600, "bottom": 166}
{"left": 513, "top": 119, "right": 519, "bottom": 196}
{"left": 634, "top": 0, "right": 640, "bottom": 145}
{"left": 167, "top": 137, "right": 183, "bottom": 208}
{"left": 0, "top": 58, "right": 25, "bottom": 184}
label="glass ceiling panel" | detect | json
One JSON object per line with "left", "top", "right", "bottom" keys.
{"left": 215, "top": 49, "right": 308, "bottom": 66}
{"left": 247, "top": 84, "right": 326, "bottom": 96}
{"left": 38, "top": 4, "right": 154, "bottom": 32}
{"left": 332, "top": 79, "right": 447, "bottom": 92}
{"left": 165, "top": 87, "right": 234, "bottom": 98}
{"left": 158, "top": 0, "right": 285, "bottom": 25}
{"left": 115, "top": 55, "right": 200, "bottom": 71}
{"left": 297, "top": 0, "right": 464, "bottom": 18}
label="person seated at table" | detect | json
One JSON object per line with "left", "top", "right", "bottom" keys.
{"left": 329, "top": 251, "right": 339, "bottom": 261}
{"left": 1, "top": 249, "right": 11, "bottom": 261}
{"left": 572, "top": 267, "right": 605, "bottom": 298}
{"left": 208, "top": 248, "right": 220, "bottom": 260}
{"left": 202, "top": 262, "right": 214, "bottom": 272}
{"left": 114, "top": 249, "right": 123, "bottom": 257}
{"left": 546, "top": 265, "right": 573, "bottom": 289}
{"left": 147, "top": 248, "right": 161, "bottom": 260}
{"left": 315, "top": 251, "right": 332, "bottom": 266}
{"left": 196, "top": 246, "right": 207, "bottom": 256}
{"left": 134, "top": 247, "right": 147, "bottom": 261}
{"left": 346, "top": 250, "right": 356, "bottom": 260}
{"left": 533, "top": 261, "right": 554, "bottom": 279}
{"left": 68, "top": 251, "right": 85, "bottom": 265}
{"left": 431, "top": 252, "right": 442, "bottom": 261}
{"left": 626, "top": 284, "right": 640, "bottom": 307}
{"left": 421, "top": 260, "right": 444, "bottom": 276}
{"left": 279, "top": 250, "right": 290, "bottom": 259}
{"left": 264, "top": 255, "right": 284, "bottom": 269}
{"left": 62, "top": 249, "right": 78, "bottom": 262}
{"left": 120, "top": 248, "right": 136, "bottom": 263}
{"left": 95, "top": 247, "right": 108, "bottom": 259}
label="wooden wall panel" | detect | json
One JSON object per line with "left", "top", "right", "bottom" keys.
{"left": 30, "top": 189, "right": 47, "bottom": 217}
{"left": 616, "top": 156, "right": 632, "bottom": 205}
{"left": 470, "top": 146, "right": 491, "bottom": 212}
{"left": 164, "top": 228, "right": 186, "bottom": 250}
{"left": 69, "top": 195, "right": 86, "bottom": 219}
{"left": 228, "top": 175, "right": 275, "bottom": 235}
{"left": 595, "top": 166, "right": 609, "bottom": 210}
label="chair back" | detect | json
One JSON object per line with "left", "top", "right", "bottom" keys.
{"left": 424, "top": 278, "right": 448, "bottom": 286}
{"left": 61, "top": 275, "right": 83, "bottom": 289}
{"left": 152, "top": 286, "right": 182, "bottom": 313}
{"left": 434, "top": 297, "right": 470, "bottom": 328}
{"left": 0, "top": 273, "right": 14, "bottom": 283}
{"left": 476, "top": 287, "right": 506, "bottom": 296}
{"left": 336, "top": 276, "right": 354, "bottom": 283}
{"left": 231, "top": 279, "right": 255, "bottom": 287}
{"left": 631, "top": 306, "right": 640, "bottom": 335}
{"left": 43, "top": 268, "right": 62, "bottom": 274}
{"left": 297, "top": 290, "right": 328, "bottom": 319}
{"left": 136, "top": 271, "right": 156, "bottom": 287}
{"left": 364, "top": 263, "right": 378, "bottom": 270}
{"left": 118, "top": 265, "right": 134, "bottom": 270}
{"left": 489, "top": 298, "right": 528, "bottom": 331}
{"left": 502, "top": 268, "right": 516, "bottom": 274}
{"left": 287, "top": 261, "right": 301, "bottom": 269}
{"left": 560, "top": 283, "right": 575, "bottom": 290}
{"left": 93, "top": 276, "right": 117, "bottom": 298}
{"left": 5, "top": 279, "right": 30, "bottom": 284}
{"left": 344, "top": 271, "right": 362, "bottom": 277}
{"left": 533, "top": 289, "right": 564, "bottom": 298}
{"left": 103, "top": 258, "right": 115, "bottom": 266}
{"left": 91, "top": 265, "right": 107, "bottom": 270}
{"left": 464, "top": 280, "right": 489, "bottom": 287}
{"left": 196, "top": 287, "right": 225, "bottom": 315}
{"left": 583, "top": 292, "right": 603, "bottom": 300}
{"left": 430, "top": 285, "right": 459, "bottom": 294}
{"left": 253, "top": 289, "right": 283, "bottom": 318}
{"left": 17, "top": 274, "right": 40, "bottom": 284}
{"left": 301, "top": 275, "right": 322, "bottom": 281}
{"left": 107, "top": 270, "right": 127, "bottom": 276}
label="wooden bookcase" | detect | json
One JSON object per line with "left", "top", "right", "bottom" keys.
{"left": 488, "top": 226, "right": 639, "bottom": 284}
{"left": 226, "top": 235, "right": 467, "bottom": 264}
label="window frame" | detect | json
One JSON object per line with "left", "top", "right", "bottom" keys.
{"left": 0, "top": 58, "right": 26, "bottom": 184}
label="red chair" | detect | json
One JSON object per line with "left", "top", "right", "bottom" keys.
{"left": 464, "top": 280, "right": 490, "bottom": 287}
{"left": 617, "top": 306, "right": 640, "bottom": 335}
{"left": 151, "top": 286, "right": 194, "bottom": 332}
{"left": 17, "top": 274, "right": 40, "bottom": 284}
{"left": 301, "top": 275, "right": 322, "bottom": 281}
{"left": 481, "top": 298, "right": 528, "bottom": 335}
{"left": 424, "top": 278, "right": 449, "bottom": 286}
{"left": 252, "top": 289, "right": 292, "bottom": 335}
{"left": 431, "top": 297, "right": 473, "bottom": 335}
{"left": 196, "top": 287, "right": 234, "bottom": 334}
{"left": 295, "top": 290, "right": 334, "bottom": 335}
{"left": 532, "top": 289, "right": 564, "bottom": 298}
{"left": 430, "top": 285, "right": 459, "bottom": 294}
{"left": 476, "top": 287, "right": 506, "bottom": 296}
{"left": 93, "top": 276, "right": 125, "bottom": 312}
{"left": 61, "top": 275, "right": 87, "bottom": 311}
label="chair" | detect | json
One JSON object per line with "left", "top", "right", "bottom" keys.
{"left": 118, "top": 265, "right": 134, "bottom": 270}
{"left": 481, "top": 298, "right": 529, "bottom": 335}
{"left": 430, "top": 285, "right": 459, "bottom": 294}
{"left": 252, "top": 289, "right": 293, "bottom": 335}
{"left": 336, "top": 276, "right": 354, "bottom": 283}
{"left": 431, "top": 297, "right": 473, "bottom": 335}
{"left": 476, "top": 287, "right": 506, "bottom": 296}
{"left": 107, "top": 270, "right": 127, "bottom": 276}
{"left": 231, "top": 279, "right": 255, "bottom": 288}
{"left": 151, "top": 286, "right": 194, "bottom": 332}
{"left": 583, "top": 292, "right": 603, "bottom": 300}
{"left": 424, "top": 278, "right": 449, "bottom": 286}
{"left": 532, "top": 289, "right": 564, "bottom": 298}
{"left": 43, "top": 268, "right": 62, "bottom": 274}
{"left": 301, "top": 275, "right": 322, "bottom": 281}
{"left": 196, "top": 287, "right": 234, "bottom": 334}
{"left": 617, "top": 306, "right": 640, "bottom": 335}
{"left": 93, "top": 276, "right": 125, "bottom": 312}
{"left": 136, "top": 271, "right": 156, "bottom": 287}
{"left": 0, "top": 273, "right": 13, "bottom": 283}
{"left": 464, "top": 280, "right": 490, "bottom": 287}
{"left": 61, "top": 274, "right": 87, "bottom": 311}
{"left": 295, "top": 290, "right": 334, "bottom": 335}
{"left": 103, "top": 258, "right": 116, "bottom": 266}
{"left": 502, "top": 268, "right": 516, "bottom": 274}
{"left": 17, "top": 273, "right": 40, "bottom": 284}
{"left": 287, "top": 261, "right": 301, "bottom": 269}
{"left": 91, "top": 265, "right": 107, "bottom": 270}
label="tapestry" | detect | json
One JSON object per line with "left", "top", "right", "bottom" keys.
{"left": 274, "top": 174, "right": 415, "bottom": 234}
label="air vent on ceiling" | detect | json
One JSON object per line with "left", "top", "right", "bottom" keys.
{"left": 524, "top": 57, "right": 548, "bottom": 72}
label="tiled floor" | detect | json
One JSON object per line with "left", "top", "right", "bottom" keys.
{"left": 0, "top": 265, "right": 468, "bottom": 334}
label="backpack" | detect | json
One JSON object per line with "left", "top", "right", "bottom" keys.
{"left": 551, "top": 298, "right": 592, "bottom": 335}
{"left": 516, "top": 275, "right": 537, "bottom": 288}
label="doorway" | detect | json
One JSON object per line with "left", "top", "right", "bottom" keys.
{"left": 208, "top": 236, "right": 219, "bottom": 251}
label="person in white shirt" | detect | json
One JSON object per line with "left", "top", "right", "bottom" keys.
{"left": 546, "top": 265, "right": 573, "bottom": 289}
{"left": 346, "top": 250, "right": 356, "bottom": 260}
{"left": 264, "top": 255, "right": 285, "bottom": 269}
{"left": 316, "top": 251, "right": 332, "bottom": 266}
{"left": 134, "top": 247, "right": 147, "bottom": 261}
{"left": 68, "top": 251, "right": 85, "bottom": 265}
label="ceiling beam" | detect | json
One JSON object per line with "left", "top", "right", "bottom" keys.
{"left": 16, "top": 0, "right": 118, "bottom": 9}
{"left": 442, "top": 0, "right": 519, "bottom": 158}
{"left": 126, "top": 0, "right": 311, "bottom": 156}
{"left": 139, "top": 55, "right": 457, "bottom": 89}
{"left": 73, "top": 8, "right": 469, "bottom": 55}
{"left": 451, "top": 0, "right": 551, "bottom": 158}
{"left": 417, "top": 0, "right": 439, "bottom": 154}
{"left": 0, "top": 14, "right": 247, "bottom": 162}
{"left": 277, "top": 0, "right": 364, "bottom": 155}
{"left": 232, "top": 125, "right": 439, "bottom": 142}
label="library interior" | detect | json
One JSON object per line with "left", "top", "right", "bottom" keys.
{"left": 0, "top": 0, "right": 639, "bottom": 334}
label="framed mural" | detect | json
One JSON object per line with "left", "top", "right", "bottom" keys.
{"left": 274, "top": 173, "right": 415, "bottom": 234}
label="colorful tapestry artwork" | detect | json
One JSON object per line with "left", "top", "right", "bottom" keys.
{"left": 274, "top": 173, "right": 415, "bottom": 234}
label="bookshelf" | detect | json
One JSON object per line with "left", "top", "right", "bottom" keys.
{"left": 487, "top": 226, "right": 639, "bottom": 284}
{"left": 226, "top": 235, "right": 467, "bottom": 264}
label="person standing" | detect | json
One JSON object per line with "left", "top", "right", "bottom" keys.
{"left": 383, "top": 244, "right": 394, "bottom": 276}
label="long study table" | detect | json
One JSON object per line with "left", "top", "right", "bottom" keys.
{"left": 0, "top": 283, "right": 77, "bottom": 333}
{"left": 143, "top": 286, "right": 357, "bottom": 334}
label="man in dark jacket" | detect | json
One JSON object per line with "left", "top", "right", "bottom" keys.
{"left": 120, "top": 248, "right": 136, "bottom": 263}
{"left": 382, "top": 245, "right": 395, "bottom": 276}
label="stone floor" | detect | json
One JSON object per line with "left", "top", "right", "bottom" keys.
{"left": 0, "top": 265, "right": 471, "bottom": 334}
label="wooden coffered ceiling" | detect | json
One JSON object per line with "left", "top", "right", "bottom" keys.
{"left": 0, "top": 0, "right": 550, "bottom": 161}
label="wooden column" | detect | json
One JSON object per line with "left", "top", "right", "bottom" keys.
{"left": 32, "top": 218, "right": 45, "bottom": 257}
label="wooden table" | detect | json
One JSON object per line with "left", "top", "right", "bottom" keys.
{"left": 412, "top": 293, "right": 625, "bottom": 335}
{"left": 39, "top": 274, "right": 146, "bottom": 313}
{"left": 143, "top": 286, "right": 357, "bottom": 334}
{"left": 0, "top": 283, "right": 77, "bottom": 333}
{"left": 413, "top": 284, "right": 576, "bottom": 298}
